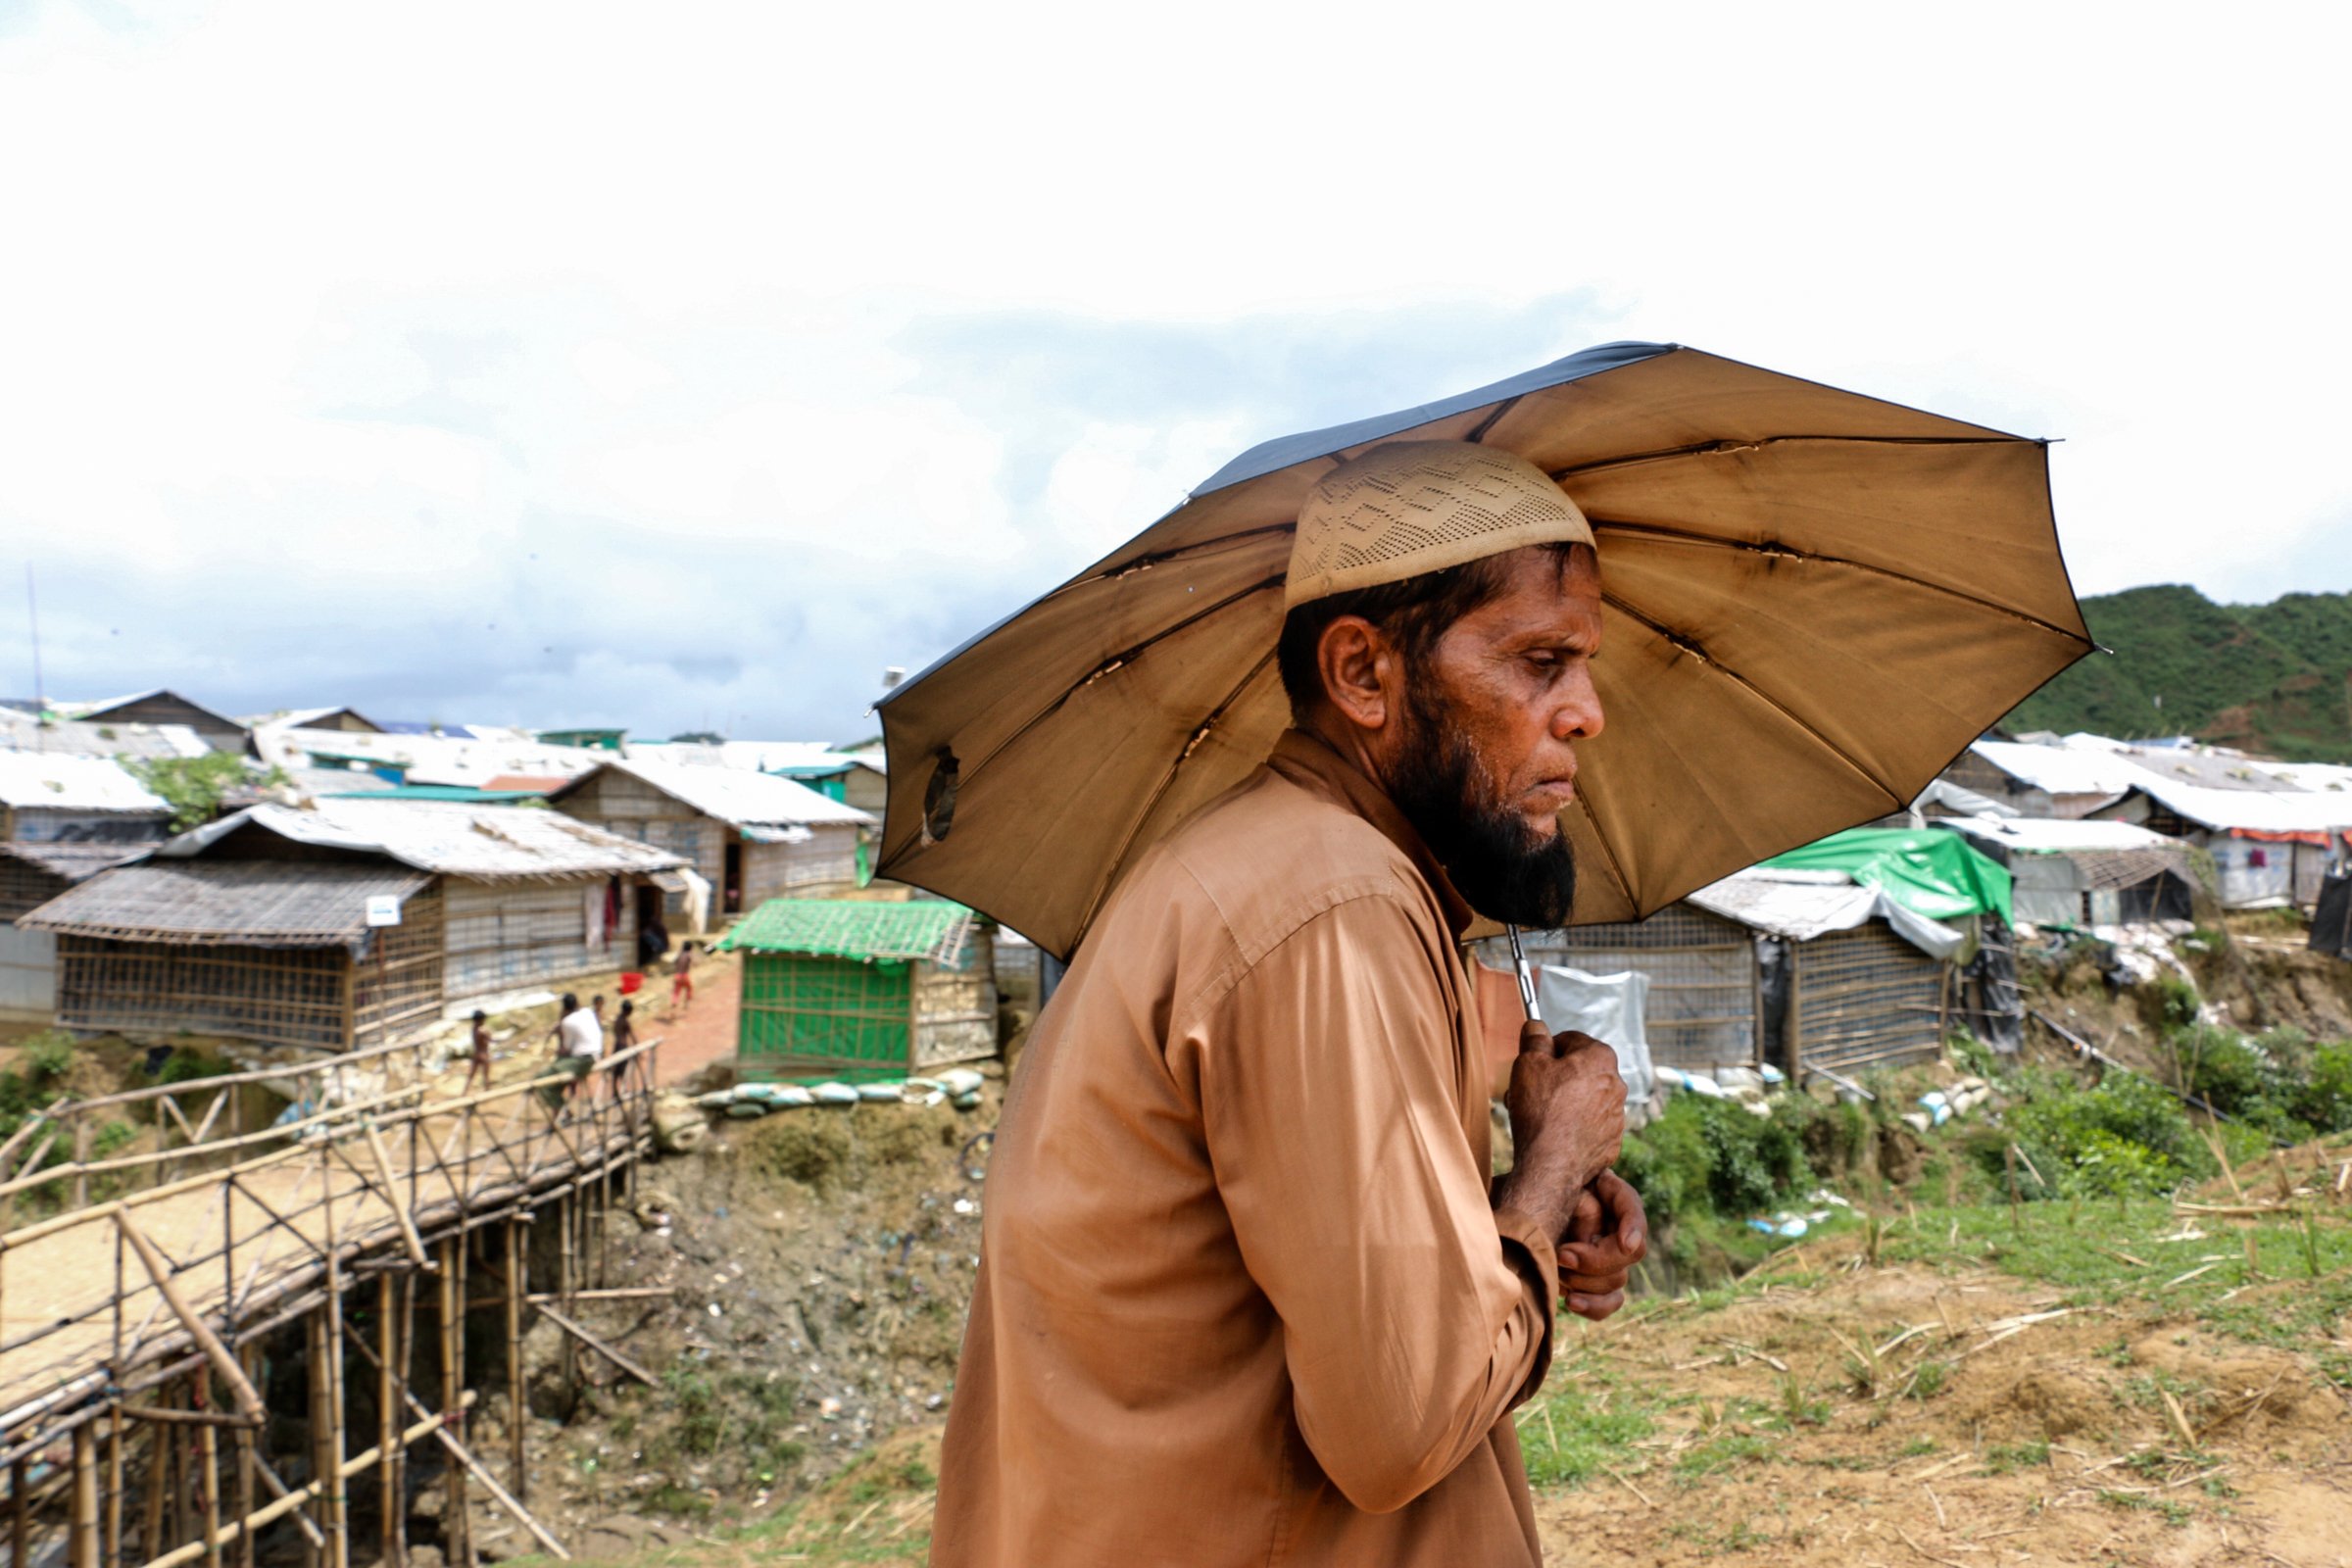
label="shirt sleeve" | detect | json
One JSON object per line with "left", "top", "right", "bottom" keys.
{"left": 1193, "top": 892, "right": 1558, "bottom": 1515}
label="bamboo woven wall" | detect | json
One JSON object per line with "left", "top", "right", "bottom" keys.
{"left": 912, "top": 936, "right": 997, "bottom": 1070}
{"left": 55, "top": 937, "right": 352, "bottom": 1051}
{"left": 352, "top": 883, "right": 446, "bottom": 1048}
{"left": 441, "top": 878, "right": 637, "bottom": 999}
{"left": 0, "top": 858, "right": 68, "bottom": 922}
{"left": 741, "top": 829, "right": 861, "bottom": 906}
{"left": 1789, "top": 922, "right": 1942, "bottom": 1073}
{"left": 1519, "top": 905, "right": 1758, "bottom": 1069}
{"left": 554, "top": 773, "right": 720, "bottom": 921}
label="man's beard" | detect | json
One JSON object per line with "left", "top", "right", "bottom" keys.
{"left": 1385, "top": 681, "right": 1578, "bottom": 928}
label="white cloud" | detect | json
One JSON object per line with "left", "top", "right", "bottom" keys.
{"left": 0, "top": 0, "right": 2348, "bottom": 735}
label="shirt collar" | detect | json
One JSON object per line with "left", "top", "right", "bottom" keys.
{"left": 1266, "top": 729, "right": 1477, "bottom": 939}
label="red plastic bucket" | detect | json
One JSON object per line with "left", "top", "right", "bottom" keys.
{"left": 618, "top": 971, "right": 645, "bottom": 995}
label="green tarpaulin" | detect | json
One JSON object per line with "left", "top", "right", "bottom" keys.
{"left": 1761, "top": 828, "right": 2013, "bottom": 927}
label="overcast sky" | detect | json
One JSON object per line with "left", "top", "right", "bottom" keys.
{"left": 3, "top": 1, "right": 2346, "bottom": 742}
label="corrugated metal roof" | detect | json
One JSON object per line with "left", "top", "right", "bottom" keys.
{"left": 558, "top": 758, "right": 874, "bottom": 830}
{"left": 0, "top": 753, "right": 172, "bottom": 814}
{"left": 719, "top": 898, "right": 972, "bottom": 962}
{"left": 1968, "top": 740, "right": 2146, "bottom": 798}
{"left": 20, "top": 860, "right": 433, "bottom": 947}
{"left": 162, "top": 798, "right": 687, "bottom": 880}
{"left": 0, "top": 715, "right": 214, "bottom": 761}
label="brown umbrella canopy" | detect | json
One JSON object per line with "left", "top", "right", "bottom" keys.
{"left": 876, "top": 343, "right": 2090, "bottom": 960}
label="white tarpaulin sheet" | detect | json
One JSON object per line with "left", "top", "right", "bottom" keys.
{"left": 1536, "top": 964, "right": 1655, "bottom": 1107}
{"left": 1688, "top": 868, "right": 1967, "bottom": 960}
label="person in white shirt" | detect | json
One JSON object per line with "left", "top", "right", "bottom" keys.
{"left": 545, "top": 993, "right": 603, "bottom": 1106}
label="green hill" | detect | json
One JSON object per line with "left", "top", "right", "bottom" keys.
{"left": 2007, "top": 584, "right": 2352, "bottom": 761}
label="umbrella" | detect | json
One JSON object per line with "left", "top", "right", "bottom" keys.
{"left": 875, "top": 341, "right": 2090, "bottom": 960}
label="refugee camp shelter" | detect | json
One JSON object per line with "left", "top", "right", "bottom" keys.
{"left": 1937, "top": 815, "right": 2192, "bottom": 927}
{"left": 0, "top": 842, "right": 142, "bottom": 1019}
{"left": 549, "top": 758, "right": 875, "bottom": 922}
{"left": 0, "top": 753, "right": 173, "bottom": 844}
{"left": 720, "top": 898, "right": 995, "bottom": 1079}
{"left": 1510, "top": 829, "right": 2009, "bottom": 1079}
{"left": 2092, "top": 778, "right": 2352, "bottom": 908}
{"left": 21, "top": 690, "right": 248, "bottom": 751}
{"left": 243, "top": 706, "right": 386, "bottom": 734}
{"left": 0, "top": 713, "right": 214, "bottom": 762}
{"left": 1941, "top": 739, "right": 2144, "bottom": 818}
{"left": 20, "top": 798, "right": 685, "bottom": 1053}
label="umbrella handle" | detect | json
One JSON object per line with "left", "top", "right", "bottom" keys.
{"left": 1504, "top": 923, "right": 1543, "bottom": 1022}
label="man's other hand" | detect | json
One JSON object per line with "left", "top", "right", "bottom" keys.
{"left": 1556, "top": 1171, "right": 1647, "bottom": 1322}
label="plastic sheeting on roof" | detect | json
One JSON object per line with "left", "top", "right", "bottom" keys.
{"left": 565, "top": 758, "right": 874, "bottom": 830}
{"left": 1688, "top": 868, "right": 1967, "bottom": 960}
{"left": 1968, "top": 740, "right": 2144, "bottom": 799}
{"left": 719, "top": 897, "right": 972, "bottom": 963}
{"left": 2114, "top": 775, "right": 2352, "bottom": 838}
{"left": 0, "top": 753, "right": 172, "bottom": 814}
{"left": 1761, "top": 827, "right": 2013, "bottom": 928}
{"left": 1939, "top": 814, "right": 2180, "bottom": 856}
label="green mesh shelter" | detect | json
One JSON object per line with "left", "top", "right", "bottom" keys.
{"left": 719, "top": 899, "right": 997, "bottom": 1080}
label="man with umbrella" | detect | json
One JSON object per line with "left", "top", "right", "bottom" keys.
{"left": 932, "top": 443, "right": 1650, "bottom": 1565}
{"left": 904, "top": 344, "right": 2089, "bottom": 1564}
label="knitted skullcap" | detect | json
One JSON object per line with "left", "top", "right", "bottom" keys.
{"left": 1283, "top": 441, "right": 1593, "bottom": 609}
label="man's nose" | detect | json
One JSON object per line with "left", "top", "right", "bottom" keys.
{"left": 1550, "top": 666, "right": 1604, "bottom": 742}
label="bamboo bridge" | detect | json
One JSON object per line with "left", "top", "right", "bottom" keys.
{"left": 0, "top": 1036, "right": 665, "bottom": 1568}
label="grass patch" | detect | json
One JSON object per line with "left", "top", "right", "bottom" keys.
{"left": 1515, "top": 1358, "right": 1661, "bottom": 1488}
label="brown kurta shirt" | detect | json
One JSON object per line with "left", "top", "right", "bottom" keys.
{"left": 933, "top": 731, "right": 1560, "bottom": 1566}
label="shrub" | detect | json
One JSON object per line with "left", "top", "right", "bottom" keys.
{"left": 1616, "top": 1094, "right": 1813, "bottom": 1225}
{"left": 2288, "top": 1042, "right": 2352, "bottom": 1135}
{"left": 21, "top": 1031, "right": 74, "bottom": 1082}
{"left": 2001, "top": 1070, "right": 2210, "bottom": 1198}
{"left": 2175, "top": 1026, "right": 2271, "bottom": 1119}
{"left": 2151, "top": 975, "right": 2201, "bottom": 1032}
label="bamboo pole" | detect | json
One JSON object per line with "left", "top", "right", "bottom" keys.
{"left": 437, "top": 1239, "right": 466, "bottom": 1568}
{"left": 11, "top": 1457, "right": 26, "bottom": 1568}
{"left": 320, "top": 1173, "right": 348, "bottom": 1568}
{"left": 140, "top": 1396, "right": 473, "bottom": 1568}
{"left": 377, "top": 1275, "right": 397, "bottom": 1567}
{"left": 504, "top": 1221, "right": 526, "bottom": 1501}
{"left": 111, "top": 1215, "right": 267, "bottom": 1426}
{"left": 106, "top": 1407, "right": 123, "bottom": 1568}
{"left": 142, "top": 1416, "right": 170, "bottom": 1568}
{"left": 194, "top": 1377, "right": 221, "bottom": 1568}
{"left": 530, "top": 1305, "right": 656, "bottom": 1388}
{"left": 364, "top": 1127, "right": 430, "bottom": 1270}
{"left": 232, "top": 1347, "right": 257, "bottom": 1568}
{"left": 305, "top": 1310, "right": 327, "bottom": 1568}
{"left": 556, "top": 1196, "right": 576, "bottom": 1407}
{"left": 386, "top": 1271, "right": 409, "bottom": 1568}
{"left": 72, "top": 1422, "right": 98, "bottom": 1568}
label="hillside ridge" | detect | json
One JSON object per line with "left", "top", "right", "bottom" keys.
{"left": 2008, "top": 581, "right": 2352, "bottom": 760}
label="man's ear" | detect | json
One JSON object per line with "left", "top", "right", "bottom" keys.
{"left": 1315, "top": 615, "right": 1395, "bottom": 731}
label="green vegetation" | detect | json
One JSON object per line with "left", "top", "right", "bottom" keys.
{"left": 124, "top": 752, "right": 289, "bottom": 831}
{"left": 2006, "top": 581, "right": 2352, "bottom": 759}
{"left": 1514, "top": 1355, "right": 1660, "bottom": 1487}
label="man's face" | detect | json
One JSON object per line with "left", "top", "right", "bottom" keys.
{"left": 1383, "top": 545, "right": 1605, "bottom": 926}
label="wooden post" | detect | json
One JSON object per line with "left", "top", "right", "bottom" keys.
{"left": 107, "top": 1407, "right": 124, "bottom": 1568}
{"left": 438, "top": 1238, "right": 468, "bottom": 1568}
{"left": 195, "top": 1375, "right": 221, "bottom": 1568}
{"left": 306, "top": 1310, "right": 330, "bottom": 1568}
{"left": 505, "top": 1220, "right": 527, "bottom": 1500}
{"left": 385, "top": 1273, "right": 410, "bottom": 1568}
{"left": 323, "top": 1218, "right": 348, "bottom": 1568}
{"left": 11, "top": 1457, "right": 27, "bottom": 1568}
{"left": 143, "top": 1416, "right": 172, "bottom": 1568}
{"left": 73, "top": 1422, "right": 99, "bottom": 1568}
{"left": 377, "top": 1275, "right": 398, "bottom": 1567}
{"left": 556, "top": 1197, "right": 576, "bottom": 1407}
{"left": 233, "top": 1346, "right": 259, "bottom": 1568}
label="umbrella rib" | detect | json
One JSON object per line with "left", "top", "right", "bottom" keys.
{"left": 1599, "top": 590, "right": 1908, "bottom": 810}
{"left": 1550, "top": 432, "right": 2026, "bottom": 482}
{"left": 1586, "top": 519, "right": 2092, "bottom": 646}
{"left": 1461, "top": 394, "right": 1523, "bottom": 445}
{"left": 1036, "top": 524, "right": 1296, "bottom": 607}
{"left": 1071, "top": 648, "right": 1281, "bottom": 939}
{"left": 1567, "top": 788, "right": 1640, "bottom": 914}
{"left": 959, "top": 572, "right": 1287, "bottom": 786}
